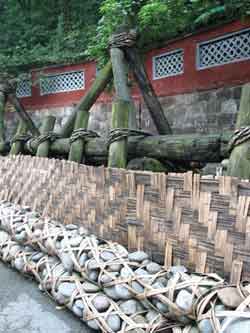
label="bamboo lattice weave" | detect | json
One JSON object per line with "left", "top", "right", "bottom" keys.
{"left": 0, "top": 155, "right": 249, "bottom": 283}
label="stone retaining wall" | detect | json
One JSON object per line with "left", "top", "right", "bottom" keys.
{"left": 4, "top": 85, "right": 242, "bottom": 141}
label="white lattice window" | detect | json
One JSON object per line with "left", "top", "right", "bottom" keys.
{"left": 153, "top": 49, "right": 184, "bottom": 80}
{"left": 16, "top": 79, "right": 32, "bottom": 98}
{"left": 197, "top": 28, "right": 250, "bottom": 69}
{"left": 40, "top": 70, "right": 85, "bottom": 95}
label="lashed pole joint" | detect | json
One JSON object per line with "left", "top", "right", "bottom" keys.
{"left": 108, "top": 30, "right": 138, "bottom": 168}
{"left": 109, "top": 29, "right": 172, "bottom": 135}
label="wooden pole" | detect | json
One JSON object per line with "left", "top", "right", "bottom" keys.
{"left": 228, "top": 84, "right": 250, "bottom": 179}
{"left": 68, "top": 109, "right": 89, "bottom": 163}
{"left": 0, "top": 85, "right": 6, "bottom": 150}
{"left": 59, "top": 61, "right": 113, "bottom": 138}
{"left": 125, "top": 48, "right": 172, "bottom": 134}
{"left": 36, "top": 116, "right": 56, "bottom": 157}
{"left": 110, "top": 47, "right": 137, "bottom": 129}
{"left": 10, "top": 120, "right": 28, "bottom": 155}
{"left": 8, "top": 93, "right": 40, "bottom": 136}
{"left": 24, "top": 132, "right": 231, "bottom": 164}
{"left": 108, "top": 41, "right": 138, "bottom": 168}
{"left": 108, "top": 100, "right": 130, "bottom": 168}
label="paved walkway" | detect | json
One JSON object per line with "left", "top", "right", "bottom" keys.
{"left": 0, "top": 262, "right": 93, "bottom": 333}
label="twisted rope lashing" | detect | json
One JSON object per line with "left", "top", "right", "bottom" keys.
{"left": 107, "top": 128, "right": 152, "bottom": 147}
{"left": 10, "top": 134, "right": 32, "bottom": 145}
{"left": 108, "top": 31, "right": 137, "bottom": 49}
{"left": 26, "top": 132, "right": 61, "bottom": 154}
{"left": 69, "top": 129, "right": 100, "bottom": 144}
{"left": 228, "top": 127, "right": 250, "bottom": 153}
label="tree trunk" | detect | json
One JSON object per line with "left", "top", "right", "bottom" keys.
{"left": 68, "top": 109, "right": 89, "bottom": 163}
{"left": 36, "top": 116, "right": 56, "bottom": 157}
{"left": 59, "top": 61, "right": 113, "bottom": 138}
{"left": 8, "top": 93, "right": 40, "bottom": 136}
{"left": 110, "top": 47, "right": 137, "bottom": 129}
{"left": 125, "top": 47, "right": 172, "bottom": 135}
{"left": 10, "top": 120, "right": 28, "bottom": 155}
{"left": 227, "top": 84, "right": 250, "bottom": 179}
{"left": 24, "top": 133, "right": 230, "bottom": 164}
{"left": 108, "top": 100, "right": 130, "bottom": 168}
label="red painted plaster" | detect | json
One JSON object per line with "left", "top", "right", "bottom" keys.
{"left": 21, "top": 20, "right": 250, "bottom": 111}
{"left": 146, "top": 20, "right": 250, "bottom": 98}
{"left": 22, "top": 61, "right": 98, "bottom": 110}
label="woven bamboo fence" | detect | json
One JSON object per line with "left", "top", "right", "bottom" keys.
{"left": 0, "top": 155, "right": 249, "bottom": 284}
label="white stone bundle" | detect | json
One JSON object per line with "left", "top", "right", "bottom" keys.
{"left": 1, "top": 201, "right": 250, "bottom": 332}
{"left": 0, "top": 201, "right": 224, "bottom": 325}
{"left": 196, "top": 284, "right": 250, "bottom": 332}
{"left": 0, "top": 229, "right": 173, "bottom": 333}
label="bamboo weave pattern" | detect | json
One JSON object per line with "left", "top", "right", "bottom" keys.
{"left": 0, "top": 155, "right": 249, "bottom": 282}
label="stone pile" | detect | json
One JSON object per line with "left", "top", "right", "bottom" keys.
{"left": 0, "top": 201, "right": 250, "bottom": 332}
{"left": 0, "top": 229, "right": 172, "bottom": 332}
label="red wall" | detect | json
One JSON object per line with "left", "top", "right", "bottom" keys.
{"left": 21, "top": 61, "right": 98, "bottom": 110}
{"left": 146, "top": 20, "right": 250, "bottom": 98}
{"left": 20, "top": 20, "right": 250, "bottom": 110}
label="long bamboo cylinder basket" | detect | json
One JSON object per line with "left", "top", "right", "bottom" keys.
{"left": 0, "top": 155, "right": 249, "bottom": 284}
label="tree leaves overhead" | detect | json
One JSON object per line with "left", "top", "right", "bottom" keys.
{"left": 0, "top": 0, "right": 248, "bottom": 72}
{"left": 88, "top": 0, "right": 249, "bottom": 64}
{"left": 0, "top": 0, "right": 102, "bottom": 72}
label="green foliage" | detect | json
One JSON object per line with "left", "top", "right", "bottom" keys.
{"left": 0, "top": 0, "right": 249, "bottom": 73}
{"left": 88, "top": 0, "right": 250, "bottom": 64}
{"left": 138, "top": 0, "right": 193, "bottom": 42}
{"left": 0, "top": 0, "right": 102, "bottom": 73}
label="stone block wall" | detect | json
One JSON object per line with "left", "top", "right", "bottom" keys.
{"left": 4, "top": 84, "right": 242, "bottom": 140}
{"left": 139, "top": 85, "right": 241, "bottom": 135}
{"left": 4, "top": 105, "right": 75, "bottom": 140}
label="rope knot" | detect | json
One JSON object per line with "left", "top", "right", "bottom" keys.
{"left": 228, "top": 127, "right": 250, "bottom": 153}
{"left": 10, "top": 134, "right": 32, "bottom": 145}
{"left": 26, "top": 132, "right": 61, "bottom": 154}
{"left": 34, "top": 132, "right": 61, "bottom": 147}
{"left": 109, "top": 30, "right": 137, "bottom": 49}
{"left": 70, "top": 129, "right": 100, "bottom": 144}
{"left": 107, "top": 128, "right": 152, "bottom": 146}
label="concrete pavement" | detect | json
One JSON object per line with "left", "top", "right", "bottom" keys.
{"left": 0, "top": 262, "right": 94, "bottom": 333}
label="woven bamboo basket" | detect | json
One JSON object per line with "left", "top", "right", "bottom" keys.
{"left": 0, "top": 155, "right": 249, "bottom": 284}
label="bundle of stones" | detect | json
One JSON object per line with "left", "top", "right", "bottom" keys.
{"left": 0, "top": 201, "right": 250, "bottom": 332}
{"left": 0, "top": 229, "right": 170, "bottom": 332}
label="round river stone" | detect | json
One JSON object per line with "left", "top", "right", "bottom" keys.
{"left": 128, "top": 251, "right": 149, "bottom": 262}
{"left": 58, "top": 282, "right": 76, "bottom": 298}
{"left": 146, "top": 262, "right": 162, "bottom": 274}
{"left": 120, "top": 300, "right": 137, "bottom": 315}
{"left": 60, "top": 252, "right": 74, "bottom": 272}
{"left": 120, "top": 267, "right": 133, "bottom": 279}
{"left": 115, "top": 284, "right": 132, "bottom": 300}
{"left": 93, "top": 295, "right": 110, "bottom": 312}
{"left": 100, "top": 251, "right": 116, "bottom": 261}
{"left": 222, "top": 319, "right": 250, "bottom": 333}
{"left": 79, "top": 253, "right": 88, "bottom": 267}
{"left": 82, "top": 282, "right": 100, "bottom": 293}
{"left": 107, "top": 314, "right": 121, "bottom": 332}
{"left": 104, "top": 287, "right": 120, "bottom": 300}
{"left": 175, "top": 289, "right": 193, "bottom": 312}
